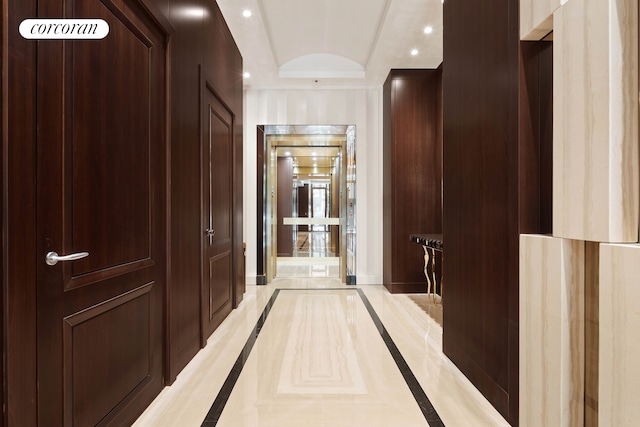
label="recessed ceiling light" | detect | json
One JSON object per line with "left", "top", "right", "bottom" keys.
{"left": 411, "top": 49, "right": 419, "bottom": 56}
{"left": 243, "top": 72, "right": 250, "bottom": 78}
{"left": 177, "top": 7, "right": 206, "bottom": 19}
{"left": 285, "top": 151, "right": 291, "bottom": 156}
{"left": 424, "top": 26, "right": 433, "bottom": 34}
{"left": 242, "top": 9, "right": 252, "bottom": 18}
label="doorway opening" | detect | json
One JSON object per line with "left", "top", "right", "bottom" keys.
{"left": 257, "top": 125, "right": 356, "bottom": 284}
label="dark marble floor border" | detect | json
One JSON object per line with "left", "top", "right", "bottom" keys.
{"left": 201, "top": 287, "right": 444, "bottom": 426}
{"left": 356, "top": 288, "right": 444, "bottom": 426}
{"left": 201, "top": 289, "right": 281, "bottom": 425}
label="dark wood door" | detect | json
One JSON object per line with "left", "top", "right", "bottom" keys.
{"left": 202, "top": 84, "right": 234, "bottom": 338}
{"left": 297, "top": 183, "right": 309, "bottom": 232}
{"left": 277, "top": 157, "right": 293, "bottom": 257}
{"left": 35, "top": 0, "right": 167, "bottom": 425}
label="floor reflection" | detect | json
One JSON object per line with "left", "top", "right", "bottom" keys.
{"left": 293, "top": 230, "right": 336, "bottom": 257}
{"left": 276, "top": 257, "right": 340, "bottom": 278}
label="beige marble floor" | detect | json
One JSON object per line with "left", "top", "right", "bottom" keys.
{"left": 134, "top": 272, "right": 509, "bottom": 426}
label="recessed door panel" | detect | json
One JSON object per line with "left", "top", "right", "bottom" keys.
{"left": 63, "top": 284, "right": 153, "bottom": 426}
{"left": 209, "top": 251, "right": 232, "bottom": 319}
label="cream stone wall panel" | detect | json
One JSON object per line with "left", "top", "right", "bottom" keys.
{"left": 519, "top": 235, "right": 585, "bottom": 427}
{"left": 520, "top": 0, "right": 561, "bottom": 40}
{"left": 553, "top": 0, "right": 639, "bottom": 243}
{"left": 599, "top": 244, "right": 640, "bottom": 426}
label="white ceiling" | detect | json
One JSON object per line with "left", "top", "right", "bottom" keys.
{"left": 216, "top": 0, "right": 443, "bottom": 88}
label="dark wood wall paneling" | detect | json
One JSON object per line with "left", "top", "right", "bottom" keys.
{"left": 1, "top": 4, "right": 4, "bottom": 423}
{"left": 435, "top": 64, "right": 444, "bottom": 287}
{"left": 168, "top": 0, "right": 205, "bottom": 383}
{"left": 443, "top": 0, "right": 551, "bottom": 424}
{"left": 256, "top": 126, "right": 266, "bottom": 280}
{"left": 1, "top": 3, "right": 4, "bottom": 423}
{"left": 3, "top": 0, "right": 243, "bottom": 421}
{"left": 519, "top": 40, "right": 553, "bottom": 235}
{"left": 442, "top": 0, "right": 516, "bottom": 420}
{"left": 4, "top": 0, "right": 38, "bottom": 424}
{"left": 1, "top": 15, "right": 3, "bottom": 420}
{"left": 383, "top": 69, "right": 443, "bottom": 293}
{"left": 169, "top": 0, "right": 243, "bottom": 381}
{"left": 537, "top": 41, "right": 553, "bottom": 234}
{"left": 277, "top": 157, "right": 294, "bottom": 256}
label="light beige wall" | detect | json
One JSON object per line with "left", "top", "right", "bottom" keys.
{"left": 553, "top": 0, "right": 638, "bottom": 243}
{"left": 519, "top": 0, "right": 639, "bottom": 425}
{"left": 519, "top": 235, "right": 584, "bottom": 427}
{"left": 599, "top": 244, "right": 640, "bottom": 426}
{"left": 520, "top": 0, "right": 561, "bottom": 40}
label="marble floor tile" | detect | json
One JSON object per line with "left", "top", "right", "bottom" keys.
{"left": 134, "top": 274, "right": 509, "bottom": 427}
{"left": 215, "top": 290, "right": 428, "bottom": 427}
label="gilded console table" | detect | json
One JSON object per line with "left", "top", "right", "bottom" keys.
{"left": 409, "top": 234, "right": 443, "bottom": 303}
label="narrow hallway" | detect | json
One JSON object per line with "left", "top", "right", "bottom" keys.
{"left": 135, "top": 270, "right": 508, "bottom": 426}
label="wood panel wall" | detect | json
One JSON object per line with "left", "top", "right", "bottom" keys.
{"left": 203, "top": 1, "right": 244, "bottom": 309}
{"left": 256, "top": 126, "right": 266, "bottom": 281}
{"left": 277, "top": 157, "right": 293, "bottom": 256}
{"left": 3, "top": 0, "right": 38, "bottom": 424}
{"left": 1, "top": 7, "right": 4, "bottom": 417}
{"left": 383, "top": 69, "right": 443, "bottom": 293}
{"left": 169, "top": 0, "right": 243, "bottom": 381}
{"left": 3, "top": 0, "right": 243, "bottom": 421}
{"left": 168, "top": 0, "right": 206, "bottom": 383}
{"left": 442, "top": 0, "right": 547, "bottom": 423}
{"left": 520, "top": 41, "right": 553, "bottom": 236}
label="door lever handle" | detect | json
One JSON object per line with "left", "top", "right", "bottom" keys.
{"left": 45, "top": 251, "right": 89, "bottom": 266}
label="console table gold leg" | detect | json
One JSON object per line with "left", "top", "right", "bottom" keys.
{"left": 422, "top": 245, "right": 432, "bottom": 299}
{"left": 431, "top": 248, "right": 437, "bottom": 303}
{"left": 440, "top": 252, "right": 443, "bottom": 305}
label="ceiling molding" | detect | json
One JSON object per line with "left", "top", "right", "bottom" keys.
{"left": 217, "top": 0, "right": 443, "bottom": 87}
{"left": 279, "top": 53, "right": 365, "bottom": 79}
